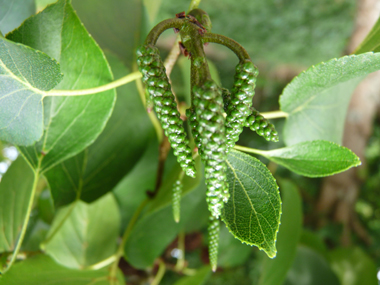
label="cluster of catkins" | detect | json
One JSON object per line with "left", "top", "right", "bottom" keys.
{"left": 136, "top": 9, "right": 278, "bottom": 271}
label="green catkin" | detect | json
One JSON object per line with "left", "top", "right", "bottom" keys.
{"left": 245, "top": 107, "right": 279, "bottom": 142}
{"left": 192, "top": 81, "right": 229, "bottom": 218}
{"left": 136, "top": 45, "right": 196, "bottom": 178}
{"left": 225, "top": 59, "right": 259, "bottom": 151}
{"left": 208, "top": 216, "right": 220, "bottom": 272}
{"left": 172, "top": 180, "right": 182, "bottom": 223}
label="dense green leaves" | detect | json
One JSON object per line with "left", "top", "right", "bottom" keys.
{"left": 7, "top": 0, "right": 116, "bottom": 172}
{"left": 259, "top": 180, "right": 302, "bottom": 285}
{"left": 44, "top": 193, "right": 120, "bottom": 269}
{"left": 280, "top": 53, "right": 380, "bottom": 145}
{"left": 0, "top": 37, "right": 62, "bottom": 145}
{"left": 222, "top": 149, "right": 281, "bottom": 258}
{"left": 258, "top": 140, "right": 361, "bottom": 177}
{"left": 0, "top": 157, "right": 35, "bottom": 252}
{"left": 124, "top": 159, "right": 203, "bottom": 269}
{"left": 0, "top": 0, "right": 35, "bottom": 35}
{"left": 44, "top": 52, "right": 153, "bottom": 207}
{"left": 0, "top": 254, "right": 123, "bottom": 285}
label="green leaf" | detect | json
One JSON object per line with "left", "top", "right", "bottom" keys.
{"left": 217, "top": 224, "right": 252, "bottom": 268}
{"left": 44, "top": 52, "right": 153, "bottom": 207}
{"left": 0, "top": 0, "right": 35, "bottom": 35}
{"left": 113, "top": 140, "right": 158, "bottom": 230}
{"left": 124, "top": 159, "right": 203, "bottom": 269}
{"left": 7, "top": 0, "right": 116, "bottom": 171}
{"left": 259, "top": 180, "right": 302, "bottom": 285}
{"left": 283, "top": 246, "right": 340, "bottom": 285}
{"left": 258, "top": 140, "right": 361, "bottom": 177}
{"left": 72, "top": 0, "right": 143, "bottom": 66}
{"left": 354, "top": 17, "right": 380, "bottom": 54}
{"left": 0, "top": 254, "right": 123, "bottom": 285}
{"left": 222, "top": 149, "right": 281, "bottom": 259}
{"left": 329, "top": 247, "right": 378, "bottom": 285}
{"left": 0, "top": 37, "right": 63, "bottom": 145}
{"left": 280, "top": 53, "right": 380, "bottom": 145}
{"left": 0, "top": 156, "right": 35, "bottom": 252}
{"left": 173, "top": 266, "right": 212, "bottom": 285}
{"left": 44, "top": 193, "right": 120, "bottom": 269}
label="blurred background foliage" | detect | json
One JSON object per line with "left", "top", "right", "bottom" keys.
{"left": 1, "top": 0, "right": 379, "bottom": 284}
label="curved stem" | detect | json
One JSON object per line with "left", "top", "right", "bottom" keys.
{"left": 203, "top": 33, "right": 250, "bottom": 62}
{"left": 145, "top": 18, "right": 184, "bottom": 45}
{"left": 86, "top": 254, "right": 116, "bottom": 270}
{"left": 109, "top": 198, "right": 149, "bottom": 284}
{"left": 44, "top": 72, "right": 142, "bottom": 97}
{"left": 151, "top": 259, "right": 166, "bottom": 285}
{"left": 260, "top": 110, "right": 288, "bottom": 119}
{"left": 2, "top": 162, "right": 41, "bottom": 273}
{"left": 233, "top": 145, "right": 269, "bottom": 157}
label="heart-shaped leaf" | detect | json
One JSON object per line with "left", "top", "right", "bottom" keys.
{"left": 44, "top": 52, "right": 153, "bottom": 207}
{"left": 257, "top": 140, "right": 361, "bottom": 177}
{"left": 0, "top": 37, "right": 63, "bottom": 145}
{"left": 44, "top": 193, "right": 120, "bottom": 269}
{"left": 222, "top": 149, "right": 281, "bottom": 259}
{"left": 280, "top": 53, "right": 380, "bottom": 145}
{"left": 7, "top": 0, "right": 116, "bottom": 172}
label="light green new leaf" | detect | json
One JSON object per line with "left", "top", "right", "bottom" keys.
{"left": 124, "top": 159, "right": 203, "bottom": 269}
{"left": 0, "top": 254, "right": 124, "bottom": 285}
{"left": 222, "top": 149, "right": 281, "bottom": 259}
{"left": 0, "top": 0, "right": 35, "bottom": 35}
{"left": 280, "top": 52, "right": 380, "bottom": 145}
{"left": 44, "top": 52, "right": 153, "bottom": 207}
{"left": 259, "top": 180, "right": 302, "bottom": 285}
{"left": 0, "top": 37, "right": 63, "bottom": 146}
{"left": 257, "top": 140, "right": 361, "bottom": 177}
{"left": 354, "top": 17, "right": 380, "bottom": 54}
{"left": 7, "top": 0, "right": 116, "bottom": 172}
{"left": 0, "top": 157, "right": 35, "bottom": 252}
{"left": 44, "top": 193, "right": 120, "bottom": 269}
